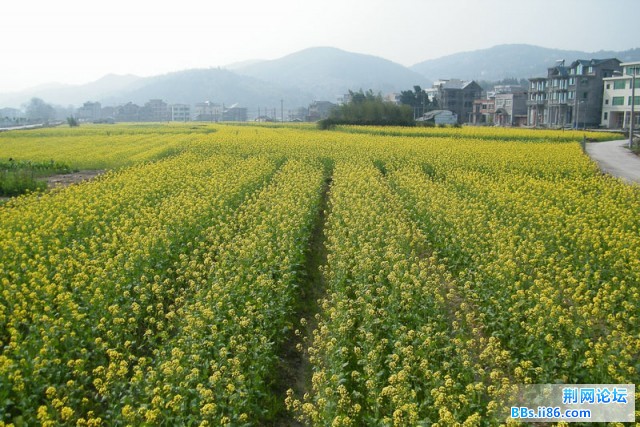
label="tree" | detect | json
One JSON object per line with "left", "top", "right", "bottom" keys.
{"left": 319, "top": 89, "right": 414, "bottom": 129}
{"left": 67, "top": 116, "right": 79, "bottom": 127}
{"left": 25, "top": 98, "right": 55, "bottom": 123}
{"left": 349, "top": 89, "right": 380, "bottom": 104}
{"left": 398, "top": 86, "right": 433, "bottom": 118}
{"left": 399, "top": 89, "right": 418, "bottom": 108}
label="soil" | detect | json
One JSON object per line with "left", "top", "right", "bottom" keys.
{"left": 1, "top": 170, "right": 105, "bottom": 207}
{"left": 46, "top": 170, "right": 105, "bottom": 188}
{"left": 272, "top": 170, "right": 333, "bottom": 426}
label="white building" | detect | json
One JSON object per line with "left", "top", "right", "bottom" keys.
{"left": 193, "top": 101, "right": 222, "bottom": 121}
{"left": 171, "top": 104, "right": 191, "bottom": 122}
{"left": 601, "top": 61, "right": 640, "bottom": 129}
{"left": 417, "top": 109, "right": 458, "bottom": 125}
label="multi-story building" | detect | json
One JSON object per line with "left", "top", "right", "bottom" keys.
{"left": 471, "top": 98, "right": 495, "bottom": 125}
{"left": 527, "top": 58, "right": 621, "bottom": 128}
{"left": 76, "top": 101, "right": 102, "bottom": 122}
{"left": 139, "top": 99, "right": 170, "bottom": 122}
{"left": 527, "top": 77, "right": 547, "bottom": 127}
{"left": 222, "top": 105, "right": 247, "bottom": 122}
{"left": 543, "top": 61, "right": 575, "bottom": 127}
{"left": 494, "top": 92, "right": 527, "bottom": 126}
{"left": 170, "top": 104, "right": 191, "bottom": 122}
{"left": 115, "top": 102, "right": 140, "bottom": 122}
{"left": 433, "top": 79, "right": 482, "bottom": 124}
{"left": 601, "top": 61, "right": 640, "bottom": 130}
{"left": 194, "top": 101, "right": 222, "bottom": 121}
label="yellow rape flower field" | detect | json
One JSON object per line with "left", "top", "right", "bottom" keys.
{"left": 0, "top": 123, "right": 637, "bottom": 426}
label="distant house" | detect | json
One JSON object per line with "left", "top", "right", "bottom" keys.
{"left": 140, "top": 99, "right": 170, "bottom": 122}
{"left": 170, "top": 104, "right": 191, "bottom": 122}
{"left": 290, "top": 107, "right": 308, "bottom": 122}
{"left": 417, "top": 110, "right": 458, "bottom": 125}
{"left": 494, "top": 92, "right": 527, "bottom": 126}
{"left": 471, "top": 98, "right": 495, "bottom": 125}
{"left": 307, "top": 101, "right": 336, "bottom": 121}
{"left": 0, "top": 108, "right": 25, "bottom": 126}
{"left": 194, "top": 101, "right": 222, "bottom": 121}
{"left": 223, "top": 104, "right": 248, "bottom": 122}
{"left": 527, "top": 58, "right": 621, "bottom": 128}
{"left": 76, "top": 101, "right": 102, "bottom": 122}
{"left": 115, "top": 102, "right": 140, "bottom": 122}
{"left": 433, "top": 79, "right": 482, "bottom": 124}
{"left": 601, "top": 61, "right": 640, "bottom": 129}
{"left": 100, "top": 106, "right": 116, "bottom": 122}
{"left": 527, "top": 77, "right": 547, "bottom": 127}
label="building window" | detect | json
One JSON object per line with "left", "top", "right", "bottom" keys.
{"left": 582, "top": 92, "right": 588, "bottom": 99}
{"left": 606, "top": 83, "right": 610, "bottom": 89}
{"left": 612, "top": 96, "right": 625, "bottom": 106}
{"left": 605, "top": 99, "right": 609, "bottom": 105}
{"left": 603, "top": 112, "right": 608, "bottom": 120}
{"left": 614, "top": 80, "right": 626, "bottom": 90}
{"left": 629, "top": 96, "right": 640, "bottom": 105}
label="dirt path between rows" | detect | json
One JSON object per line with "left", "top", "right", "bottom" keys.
{"left": 1, "top": 170, "right": 105, "bottom": 205}
{"left": 46, "top": 170, "right": 106, "bottom": 188}
{"left": 273, "top": 165, "right": 333, "bottom": 426}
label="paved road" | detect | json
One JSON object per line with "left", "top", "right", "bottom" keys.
{"left": 585, "top": 139, "right": 640, "bottom": 184}
{"left": 0, "top": 124, "right": 45, "bottom": 132}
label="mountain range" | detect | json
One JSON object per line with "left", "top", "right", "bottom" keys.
{"left": 411, "top": 44, "right": 640, "bottom": 82}
{"left": 1, "top": 44, "right": 639, "bottom": 110}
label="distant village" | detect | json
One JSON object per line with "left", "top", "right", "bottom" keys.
{"left": 1, "top": 58, "right": 638, "bottom": 130}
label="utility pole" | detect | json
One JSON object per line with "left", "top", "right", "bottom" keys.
{"left": 630, "top": 66, "right": 637, "bottom": 149}
{"left": 281, "top": 99, "right": 284, "bottom": 123}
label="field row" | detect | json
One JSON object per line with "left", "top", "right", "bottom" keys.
{"left": 0, "top": 124, "right": 638, "bottom": 425}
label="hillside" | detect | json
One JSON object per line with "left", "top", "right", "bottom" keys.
{"left": 411, "top": 44, "right": 640, "bottom": 81}
{"left": 236, "top": 47, "right": 431, "bottom": 101}
{"left": 2, "top": 44, "right": 639, "bottom": 110}
{"left": 0, "top": 74, "right": 144, "bottom": 108}
{"left": 102, "top": 68, "right": 313, "bottom": 109}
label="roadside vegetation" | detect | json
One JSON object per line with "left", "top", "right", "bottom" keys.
{"left": 0, "top": 159, "right": 73, "bottom": 196}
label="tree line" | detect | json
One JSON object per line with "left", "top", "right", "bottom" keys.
{"left": 319, "top": 86, "right": 439, "bottom": 129}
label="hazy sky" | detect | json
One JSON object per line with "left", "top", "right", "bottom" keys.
{"left": 1, "top": 0, "right": 638, "bottom": 93}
